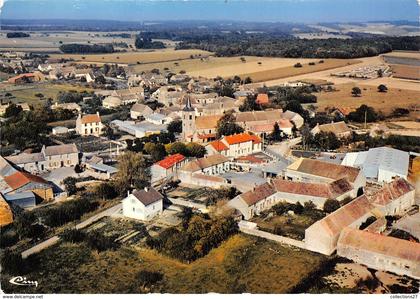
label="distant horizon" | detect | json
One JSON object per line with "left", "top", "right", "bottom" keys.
{"left": 1, "top": 0, "right": 419, "bottom": 23}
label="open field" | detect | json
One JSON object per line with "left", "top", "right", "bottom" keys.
{"left": 1, "top": 234, "right": 327, "bottom": 294}
{"left": 49, "top": 49, "right": 212, "bottom": 65}
{"left": 0, "top": 31, "right": 137, "bottom": 52}
{"left": 0, "top": 83, "right": 94, "bottom": 105}
{"left": 129, "top": 55, "right": 360, "bottom": 81}
{"left": 314, "top": 83, "right": 420, "bottom": 115}
{"left": 390, "top": 65, "right": 420, "bottom": 80}
{"left": 382, "top": 51, "right": 420, "bottom": 59}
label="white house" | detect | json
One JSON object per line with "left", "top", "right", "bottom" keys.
{"left": 122, "top": 187, "right": 163, "bottom": 221}
{"left": 76, "top": 112, "right": 103, "bottom": 137}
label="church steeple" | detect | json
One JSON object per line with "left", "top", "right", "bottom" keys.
{"left": 183, "top": 94, "right": 194, "bottom": 112}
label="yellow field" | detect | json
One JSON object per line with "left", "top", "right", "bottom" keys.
{"left": 129, "top": 55, "right": 360, "bottom": 82}
{"left": 315, "top": 83, "right": 420, "bottom": 115}
{"left": 49, "top": 49, "right": 213, "bottom": 64}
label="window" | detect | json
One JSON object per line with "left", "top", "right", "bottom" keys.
{"left": 132, "top": 207, "right": 135, "bottom": 212}
{"left": 189, "top": 115, "right": 192, "bottom": 120}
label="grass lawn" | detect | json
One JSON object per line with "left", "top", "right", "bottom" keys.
{"left": 254, "top": 213, "right": 321, "bottom": 241}
{"left": 315, "top": 83, "right": 420, "bottom": 115}
{"left": 1, "top": 234, "right": 328, "bottom": 294}
{"left": 0, "top": 83, "right": 94, "bottom": 105}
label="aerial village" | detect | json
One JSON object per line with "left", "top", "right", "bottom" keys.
{"left": 0, "top": 47, "right": 419, "bottom": 293}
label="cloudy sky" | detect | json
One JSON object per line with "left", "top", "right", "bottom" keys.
{"left": 0, "top": 0, "right": 418, "bottom": 23}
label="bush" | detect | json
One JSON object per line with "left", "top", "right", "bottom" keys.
{"left": 136, "top": 270, "right": 164, "bottom": 289}
{"left": 60, "top": 228, "right": 87, "bottom": 243}
{"left": 294, "top": 63, "right": 303, "bottom": 68}
{"left": 85, "top": 233, "right": 119, "bottom": 252}
{"left": 63, "top": 177, "right": 78, "bottom": 195}
{"left": 95, "top": 182, "right": 118, "bottom": 200}
{"left": 39, "top": 198, "right": 99, "bottom": 227}
{"left": 1, "top": 249, "right": 24, "bottom": 274}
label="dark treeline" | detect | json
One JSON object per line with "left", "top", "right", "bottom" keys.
{"left": 6, "top": 32, "right": 30, "bottom": 38}
{"left": 176, "top": 35, "right": 420, "bottom": 59}
{"left": 135, "top": 33, "right": 166, "bottom": 49}
{"left": 59, "top": 43, "right": 115, "bottom": 54}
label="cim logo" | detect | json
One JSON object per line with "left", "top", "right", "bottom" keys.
{"left": 9, "top": 276, "right": 38, "bottom": 288}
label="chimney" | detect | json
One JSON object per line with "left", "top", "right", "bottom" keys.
{"left": 96, "top": 111, "right": 100, "bottom": 116}
{"left": 144, "top": 186, "right": 149, "bottom": 192}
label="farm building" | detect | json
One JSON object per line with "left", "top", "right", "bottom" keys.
{"left": 122, "top": 187, "right": 163, "bottom": 221}
{"left": 178, "top": 154, "right": 230, "bottom": 188}
{"left": 130, "top": 103, "right": 153, "bottom": 120}
{"left": 341, "top": 147, "right": 409, "bottom": 183}
{"left": 337, "top": 227, "right": 420, "bottom": 280}
{"left": 2, "top": 171, "right": 53, "bottom": 203}
{"left": 229, "top": 177, "right": 354, "bottom": 220}
{"left": 311, "top": 121, "right": 352, "bottom": 139}
{"left": 305, "top": 178, "right": 415, "bottom": 255}
{"left": 6, "top": 143, "right": 79, "bottom": 174}
{"left": 305, "top": 195, "right": 375, "bottom": 255}
{"left": 285, "top": 158, "right": 366, "bottom": 198}
{"left": 229, "top": 183, "right": 277, "bottom": 220}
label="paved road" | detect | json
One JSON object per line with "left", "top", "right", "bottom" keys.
{"left": 21, "top": 203, "right": 122, "bottom": 259}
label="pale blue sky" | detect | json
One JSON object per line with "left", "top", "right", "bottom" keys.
{"left": 1, "top": 0, "right": 419, "bottom": 23}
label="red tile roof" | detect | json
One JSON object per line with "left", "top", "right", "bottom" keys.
{"left": 4, "top": 171, "right": 49, "bottom": 190}
{"left": 209, "top": 140, "right": 229, "bottom": 152}
{"left": 224, "top": 133, "right": 261, "bottom": 145}
{"left": 256, "top": 94, "right": 269, "bottom": 105}
{"left": 81, "top": 114, "right": 101, "bottom": 124}
{"left": 156, "top": 154, "right": 186, "bottom": 169}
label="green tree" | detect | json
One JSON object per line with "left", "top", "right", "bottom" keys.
{"left": 269, "top": 122, "right": 283, "bottom": 142}
{"left": 239, "top": 95, "right": 260, "bottom": 112}
{"left": 313, "top": 132, "right": 341, "bottom": 151}
{"left": 166, "top": 142, "right": 188, "bottom": 156}
{"left": 216, "top": 111, "right": 244, "bottom": 138}
{"left": 115, "top": 152, "right": 150, "bottom": 193}
{"left": 95, "top": 182, "right": 117, "bottom": 200}
{"left": 351, "top": 86, "right": 362, "bottom": 97}
{"left": 144, "top": 142, "right": 167, "bottom": 162}
{"left": 186, "top": 142, "right": 206, "bottom": 158}
{"left": 377, "top": 84, "right": 388, "bottom": 92}
{"left": 63, "top": 177, "right": 77, "bottom": 195}
{"left": 167, "top": 119, "right": 182, "bottom": 134}
{"left": 3, "top": 103, "right": 23, "bottom": 118}
{"left": 323, "top": 199, "right": 341, "bottom": 213}
{"left": 348, "top": 105, "right": 378, "bottom": 123}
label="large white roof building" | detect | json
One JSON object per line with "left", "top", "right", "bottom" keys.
{"left": 341, "top": 147, "right": 409, "bottom": 183}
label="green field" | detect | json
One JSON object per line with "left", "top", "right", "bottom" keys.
{"left": 0, "top": 83, "right": 94, "bottom": 105}
{"left": 1, "top": 234, "right": 327, "bottom": 294}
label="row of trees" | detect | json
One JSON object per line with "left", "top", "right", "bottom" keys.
{"left": 177, "top": 35, "right": 420, "bottom": 59}
{"left": 59, "top": 43, "right": 115, "bottom": 54}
